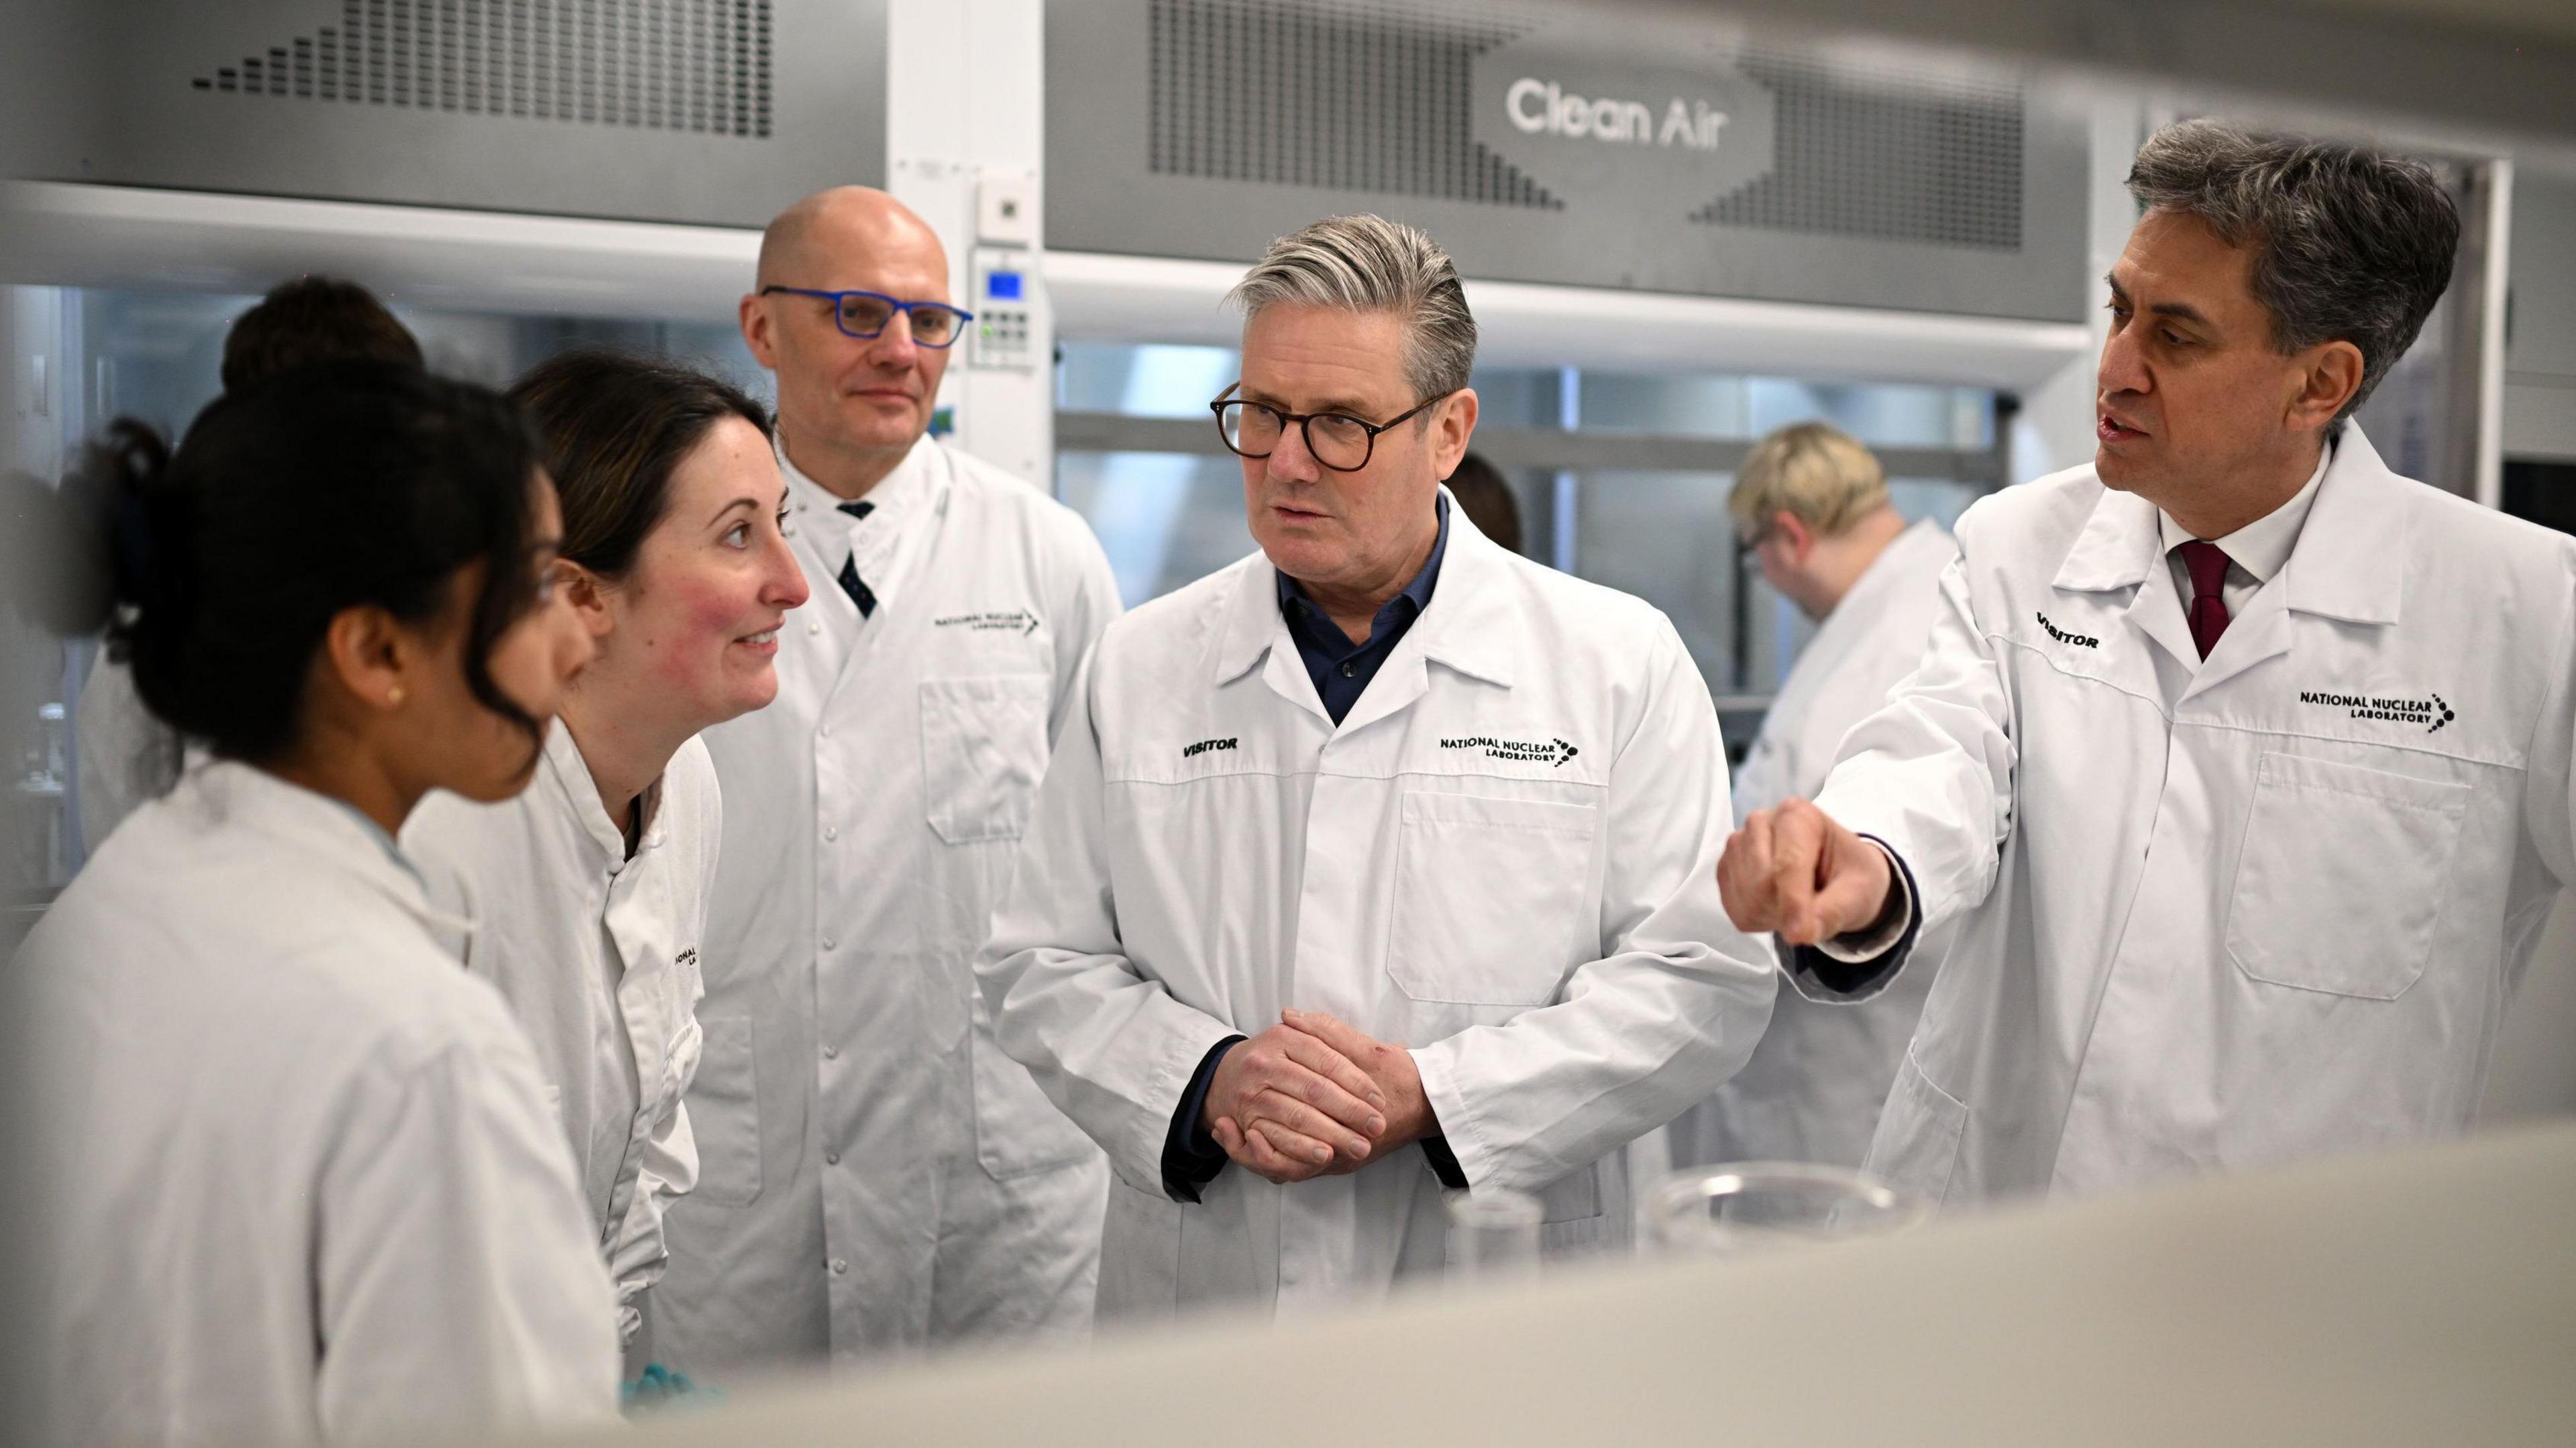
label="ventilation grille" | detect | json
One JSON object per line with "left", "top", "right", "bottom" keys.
{"left": 189, "top": 0, "right": 774, "bottom": 137}
{"left": 1693, "top": 52, "right": 2021, "bottom": 250}
{"left": 1146, "top": 0, "right": 1561, "bottom": 209}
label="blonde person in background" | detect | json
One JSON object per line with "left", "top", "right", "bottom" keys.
{"left": 1665, "top": 423, "right": 1957, "bottom": 1171}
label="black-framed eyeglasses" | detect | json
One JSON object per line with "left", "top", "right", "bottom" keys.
{"left": 759, "top": 286, "right": 975, "bottom": 348}
{"left": 1209, "top": 384, "right": 1452, "bottom": 472}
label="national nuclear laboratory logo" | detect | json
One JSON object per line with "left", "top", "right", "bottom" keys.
{"left": 2298, "top": 689, "right": 2455, "bottom": 734}
{"left": 1441, "top": 735, "right": 1580, "bottom": 767}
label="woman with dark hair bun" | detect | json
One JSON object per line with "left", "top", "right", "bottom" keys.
{"left": 20, "top": 361, "right": 621, "bottom": 1445}
{"left": 402, "top": 349, "right": 807, "bottom": 1371}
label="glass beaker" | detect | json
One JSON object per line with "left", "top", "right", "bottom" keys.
{"left": 1648, "top": 1162, "right": 1928, "bottom": 1256}
{"left": 1446, "top": 1187, "right": 1544, "bottom": 1280}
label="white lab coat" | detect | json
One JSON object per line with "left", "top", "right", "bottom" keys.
{"left": 977, "top": 502, "right": 1778, "bottom": 1319}
{"left": 1666, "top": 519, "right": 1958, "bottom": 1170}
{"left": 1799, "top": 428, "right": 2576, "bottom": 1209}
{"left": 72, "top": 655, "right": 189, "bottom": 854}
{"left": 653, "top": 435, "right": 1122, "bottom": 1371}
{"left": 402, "top": 722, "right": 715, "bottom": 1353}
{"left": 19, "top": 761, "right": 619, "bottom": 1446}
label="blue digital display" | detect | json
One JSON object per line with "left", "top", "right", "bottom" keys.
{"left": 986, "top": 270, "right": 1024, "bottom": 301}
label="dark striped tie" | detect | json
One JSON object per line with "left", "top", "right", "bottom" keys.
{"left": 836, "top": 500, "right": 877, "bottom": 617}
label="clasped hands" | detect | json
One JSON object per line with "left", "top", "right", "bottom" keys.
{"left": 1200, "top": 1009, "right": 1435, "bottom": 1184}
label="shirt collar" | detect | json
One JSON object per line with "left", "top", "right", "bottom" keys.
{"left": 1275, "top": 495, "right": 1449, "bottom": 648}
{"left": 2155, "top": 441, "right": 2332, "bottom": 584}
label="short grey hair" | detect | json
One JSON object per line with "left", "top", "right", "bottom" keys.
{"left": 1228, "top": 214, "right": 1478, "bottom": 404}
{"left": 2125, "top": 119, "right": 2459, "bottom": 426}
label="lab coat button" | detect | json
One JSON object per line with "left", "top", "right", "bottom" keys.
{"left": 822, "top": 1044, "right": 839, "bottom": 1060}
{"left": 807, "top": 620, "right": 821, "bottom": 635}
{"left": 826, "top": 1151, "right": 840, "bottom": 1166}
{"left": 818, "top": 724, "right": 832, "bottom": 739}
{"left": 821, "top": 936, "right": 837, "bottom": 950}
{"left": 830, "top": 1258, "right": 849, "bottom": 1275}
{"left": 824, "top": 826, "right": 839, "bottom": 841}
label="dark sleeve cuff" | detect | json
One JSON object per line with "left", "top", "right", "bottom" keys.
{"left": 1159, "top": 1036, "right": 1246, "bottom": 1204}
{"left": 1790, "top": 835, "right": 1924, "bottom": 995}
{"left": 1419, "top": 1134, "right": 1468, "bottom": 1190}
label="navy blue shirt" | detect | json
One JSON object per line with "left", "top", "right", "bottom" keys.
{"left": 1277, "top": 497, "right": 1449, "bottom": 725}
{"left": 1159, "top": 499, "right": 1466, "bottom": 1201}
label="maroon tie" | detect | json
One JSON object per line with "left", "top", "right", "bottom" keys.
{"left": 2178, "top": 539, "right": 2231, "bottom": 659}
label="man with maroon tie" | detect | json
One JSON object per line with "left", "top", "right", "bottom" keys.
{"left": 1718, "top": 119, "right": 2576, "bottom": 1211}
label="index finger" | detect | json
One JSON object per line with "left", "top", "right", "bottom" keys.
{"left": 1769, "top": 803, "right": 1827, "bottom": 944}
{"left": 1721, "top": 811, "right": 1779, "bottom": 923}
{"left": 1277, "top": 1022, "right": 1387, "bottom": 1111}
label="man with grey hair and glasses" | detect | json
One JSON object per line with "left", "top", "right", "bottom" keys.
{"left": 979, "top": 214, "right": 1777, "bottom": 1316}
{"left": 1721, "top": 119, "right": 2576, "bottom": 1211}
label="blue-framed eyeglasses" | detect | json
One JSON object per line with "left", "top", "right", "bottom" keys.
{"left": 759, "top": 286, "right": 975, "bottom": 348}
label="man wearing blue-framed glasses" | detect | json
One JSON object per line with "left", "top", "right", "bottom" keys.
{"left": 650, "top": 186, "right": 1120, "bottom": 1375}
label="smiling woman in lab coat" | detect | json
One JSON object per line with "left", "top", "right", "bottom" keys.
{"left": 402, "top": 351, "right": 808, "bottom": 1365}
{"left": 17, "top": 362, "right": 618, "bottom": 1445}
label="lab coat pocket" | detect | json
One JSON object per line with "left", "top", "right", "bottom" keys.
{"left": 919, "top": 675, "right": 1053, "bottom": 844}
{"left": 2225, "top": 753, "right": 2469, "bottom": 1001}
{"left": 1867, "top": 1044, "right": 1968, "bottom": 1209}
{"left": 1386, "top": 791, "right": 1601, "bottom": 1007}
{"left": 684, "top": 1015, "right": 762, "bottom": 1207}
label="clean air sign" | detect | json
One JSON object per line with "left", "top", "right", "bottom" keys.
{"left": 1505, "top": 77, "right": 1732, "bottom": 151}
{"left": 1470, "top": 38, "right": 1776, "bottom": 221}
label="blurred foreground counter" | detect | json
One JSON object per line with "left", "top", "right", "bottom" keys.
{"left": 533, "top": 1123, "right": 2576, "bottom": 1447}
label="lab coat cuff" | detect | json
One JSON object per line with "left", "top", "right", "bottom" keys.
{"left": 1418, "top": 1134, "right": 1469, "bottom": 1190}
{"left": 1160, "top": 1036, "right": 1244, "bottom": 1203}
{"left": 1785, "top": 837, "right": 1919, "bottom": 1005}
{"left": 1408, "top": 1044, "right": 1493, "bottom": 1192}
{"left": 1118, "top": 1006, "right": 1250, "bottom": 1201}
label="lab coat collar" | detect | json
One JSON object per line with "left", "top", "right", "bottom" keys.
{"left": 776, "top": 433, "right": 944, "bottom": 565}
{"left": 1822, "top": 519, "right": 1953, "bottom": 636}
{"left": 2051, "top": 486, "right": 2165, "bottom": 596}
{"left": 1401, "top": 491, "right": 1519, "bottom": 690}
{"left": 541, "top": 718, "right": 665, "bottom": 871}
{"left": 2154, "top": 446, "right": 2328, "bottom": 588}
{"left": 2277, "top": 425, "right": 2407, "bottom": 628}
{"left": 2051, "top": 427, "right": 2404, "bottom": 630}
{"left": 186, "top": 760, "right": 462, "bottom": 936}
{"left": 1212, "top": 486, "right": 1517, "bottom": 694}
{"left": 2045, "top": 453, "right": 2268, "bottom": 677}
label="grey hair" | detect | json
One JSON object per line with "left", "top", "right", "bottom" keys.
{"left": 1227, "top": 214, "right": 1478, "bottom": 404}
{"left": 2125, "top": 119, "right": 2459, "bottom": 426}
